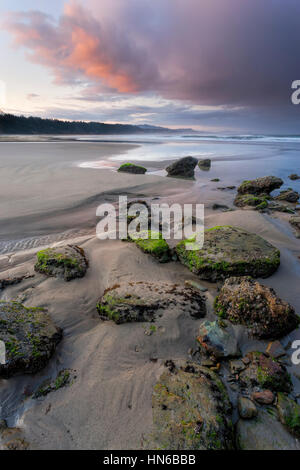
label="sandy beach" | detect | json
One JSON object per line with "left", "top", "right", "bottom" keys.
{"left": 0, "top": 136, "right": 300, "bottom": 450}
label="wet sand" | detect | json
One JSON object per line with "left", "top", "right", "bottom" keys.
{"left": 0, "top": 138, "right": 300, "bottom": 449}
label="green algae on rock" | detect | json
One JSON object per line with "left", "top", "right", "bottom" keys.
{"left": 97, "top": 281, "right": 206, "bottom": 324}
{"left": 0, "top": 301, "right": 62, "bottom": 378}
{"left": 175, "top": 226, "right": 280, "bottom": 281}
{"left": 129, "top": 230, "right": 171, "bottom": 263}
{"left": 214, "top": 277, "right": 299, "bottom": 339}
{"left": 145, "top": 360, "right": 234, "bottom": 450}
{"left": 236, "top": 409, "right": 299, "bottom": 450}
{"left": 35, "top": 245, "right": 88, "bottom": 281}
{"left": 234, "top": 193, "right": 269, "bottom": 210}
{"left": 118, "top": 163, "right": 147, "bottom": 174}
{"left": 277, "top": 393, "right": 300, "bottom": 438}
{"left": 239, "top": 352, "right": 292, "bottom": 393}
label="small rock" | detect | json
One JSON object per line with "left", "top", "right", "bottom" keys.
{"left": 212, "top": 203, "right": 229, "bottom": 211}
{"left": 238, "top": 396, "right": 258, "bottom": 419}
{"left": 197, "top": 320, "right": 240, "bottom": 359}
{"left": 289, "top": 174, "right": 300, "bottom": 180}
{"left": 198, "top": 158, "right": 211, "bottom": 170}
{"left": 0, "top": 419, "right": 7, "bottom": 432}
{"left": 184, "top": 279, "right": 208, "bottom": 292}
{"left": 252, "top": 390, "right": 275, "bottom": 405}
{"left": 265, "top": 341, "right": 286, "bottom": 359}
{"left": 275, "top": 190, "right": 299, "bottom": 203}
{"left": 230, "top": 360, "right": 246, "bottom": 374}
{"left": 118, "top": 163, "right": 147, "bottom": 174}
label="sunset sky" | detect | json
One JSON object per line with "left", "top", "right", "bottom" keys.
{"left": 1, "top": 0, "right": 300, "bottom": 133}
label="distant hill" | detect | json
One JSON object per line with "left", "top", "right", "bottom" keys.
{"left": 0, "top": 113, "right": 191, "bottom": 135}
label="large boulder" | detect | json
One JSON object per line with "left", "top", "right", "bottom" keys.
{"left": 236, "top": 409, "right": 299, "bottom": 450}
{"left": 196, "top": 320, "right": 240, "bottom": 359}
{"left": 175, "top": 226, "right": 280, "bottom": 281}
{"left": 0, "top": 301, "right": 62, "bottom": 378}
{"left": 214, "top": 277, "right": 299, "bottom": 339}
{"left": 146, "top": 360, "right": 234, "bottom": 450}
{"left": 239, "top": 352, "right": 292, "bottom": 393}
{"left": 118, "top": 163, "right": 147, "bottom": 174}
{"left": 97, "top": 281, "right": 206, "bottom": 324}
{"left": 237, "top": 176, "right": 283, "bottom": 196}
{"left": 35, "top": 245, "right": 88, "bottom": 281}
{"left": 166, "top": 156, "right": 198, "bottom": 178}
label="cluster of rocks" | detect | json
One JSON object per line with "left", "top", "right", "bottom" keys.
{"left": 233, "top": 176, "right": 300, "bottom": 216}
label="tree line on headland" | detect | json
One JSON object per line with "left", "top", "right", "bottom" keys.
{"left": 0, "top": 113, "right": 176, "bottom": 135}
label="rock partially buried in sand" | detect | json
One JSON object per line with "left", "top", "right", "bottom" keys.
{"left": 198, "top": 158, "right": 211, "bottom": 170}
{"left": 166, "top": 156, "right": 198, "bottom": 178}
{"left": 0, "top": 301, "right": 62, "bottom": 378}
{"left": 239, "top": 352, "right": 292, "bottom": 393}
{"left": 97, "top": 281, "right": 206, "bottom": 324}
{"left": 214, "top": 277, "right": 299, "bottom": 339}
{"left": 236, "top": 409, "right": 299, "bottom": 450}
{"left": 276, "top": 393, "right": 300, "bottom": 438}
{"left": 237, "top": 176, "right": 283, "bottom": 195}
{"left": 175, "top": 226, "right": 280, "bottom": 281}
{"left": 146, "top": 360, "right": 234, "bottom": 450}
{"left": 118, "top": 163, "right": 147, "bottom": 174}
{"left": 35, "top": 245, "right": 88, "bottom": 281}
{"left": 197, "top": 320, "right": 240, "bottom": 359}
{"left": 129, "top": 230, "right": 171, "bottom": 263}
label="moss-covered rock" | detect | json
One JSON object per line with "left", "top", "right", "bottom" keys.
{"left": 145, "top": 360, "right": 234, "bottom": 450}
{"left": 35, "top": 245, "right": 88, "bottom": 281}
{"left": 129, "top": 230, "right": 171, "bottom": 263}
{"left": 97, "top": 281, "right": 206, "bottom": 324}
{"left": 166, "top": 156, "right": 198, "bottom": 178}
{"left": 118, "top": 163, "right": 147, "bottom": 174}
{"left": 175, "top": 226, "right": 280, "bottom": 281}
{"left": 0, "top": 301, "right": 62, "bottom": 378}
{"left": 237, "top": 176, "right": 283, "bottom": 195}
{"left": 277, "top": 393, "right": 300, "bottom": 438}
{"left": 214, "top": 277, "right": 299, "bottom": 339}
{"left": 236, "top": 409, "right": 299, "bottom": 450}
{"left": 239, "top": 352, "right": 292, "bottom": 393}
{"left": 234, "top": 193, "right": 269, "bottom": 210}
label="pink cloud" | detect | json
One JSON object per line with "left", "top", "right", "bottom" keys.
{"left": 3, "top": 0, "right": 300, "bottom": 106}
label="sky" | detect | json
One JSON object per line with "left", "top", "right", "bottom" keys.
{"left": 0, "top": 0, "right": 300, "bottom": 133}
